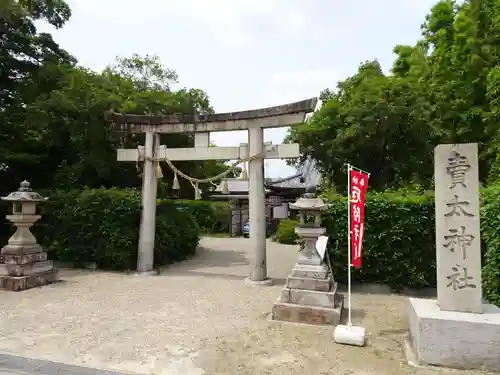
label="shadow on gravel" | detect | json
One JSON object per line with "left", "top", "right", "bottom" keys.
{"left": 159, "top": 246, "right": 250, "bottom": 280}
{"left": 159, "top": 245, "right": 291, "bottom": 286}
{"left": 0, "top": 353, "right": 126, "bottom": 375}
{"left": 167, "top": 246, "right": 249, "bottom": 269}
{"left": 161, "top": 267, "right": 288, "bottom": 286}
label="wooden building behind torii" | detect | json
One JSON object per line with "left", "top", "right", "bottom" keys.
{"left": 211, "top": 157, "right": 321, "bottom": 237}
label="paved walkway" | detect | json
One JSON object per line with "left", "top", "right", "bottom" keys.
{"left": 0, "top": 237, "right": 494, "bottom": 375}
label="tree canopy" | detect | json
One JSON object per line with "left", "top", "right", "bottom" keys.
{"left": 4, "top": 0, "right": 500, "bottom": 196}
{"left": 287, "top": 0, "right": 500, "bottom": 192}
{"left": 0, "top": 0, "right": 233, "bottom": 197}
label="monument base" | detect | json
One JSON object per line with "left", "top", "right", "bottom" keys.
{"left": 272, "top": 266, "right": 344, "bottom": 326}
{"left": 333, "top": 324, "right": 366, "bottom": 347}
{"left": 407, "top": 297, "right": 500, "bottom": 371}
{"left": 0, "top": 269, "right": 58, "bottom": 291}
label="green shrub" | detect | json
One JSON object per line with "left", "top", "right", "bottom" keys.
{"left": 175, "top": 200, "right": 231, "bottom": 234}
{"left": 28, "top": 188, "right": 199, "bottom": 271}
{"left": 480, "top": 185, "right": 500, "bottom": 306}
{"left": 0, "top": 203, "right": 10, "bottom": 247}
{"left": 275, "top": 219, "right": 300, "bottom": 244}
{"left": 154, "top": 199, "right": 200, "bottom": 265}
{"left": 324, "top": 188, "right": 500, "bottom": 304}
{"left": 324, "top": 191, "right": 436, "bottom": 291}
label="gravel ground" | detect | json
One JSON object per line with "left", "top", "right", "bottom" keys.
{"left": 0, "top": 237, "right": 495, "bottom": 375}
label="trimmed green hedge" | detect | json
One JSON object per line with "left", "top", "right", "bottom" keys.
{"left": 0, "top": 192, "right": 228, "bottom": 271}
{"left": 1, "top": 185, "right": 499, "bottom": 305}
{"left": 274, "top": 219, "right": 300, "bottom": 244}
{"left": 480, "top": 186, "right": 500, "bottom": 306}
{"left": 324, "top": 191, "right": 435, "bottom": 290}
{"left": 28, "top": 188, "right": 200, "bottom": 271}
{"left": 0, "top": 204, "right": 10, "bottom": 248}
{"left": 323, "top": 189, "right": 500, "bottom": 305}
{"left": 174, "top": 200, "right": 231, "bottom": 234}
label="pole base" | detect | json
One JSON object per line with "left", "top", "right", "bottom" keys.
{"left": 130, "top": 269, "right": 159, "bottom": 276}
{"left": 333, "top": 324, "right": 366, "bottom": 347}
{"left": 244, "top": 277, "right": 273, "bottom": 286}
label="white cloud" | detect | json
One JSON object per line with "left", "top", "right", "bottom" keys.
{"left": 35, "top": 0, "right": 440, "bottom": 178}
{"left": 209, "top": 68, "right": 334, "bottom": 178}
{"left": 210, "top": 68, "right": 334, "bottom": 149}
{"left": 164, "top": 0, "right": 317, "bottom": 46}
{"left": 259, "top": 69, "right": 340, "bottom": 106}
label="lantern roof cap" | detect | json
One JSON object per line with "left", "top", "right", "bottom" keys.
{"left": 1, "top": 181, "right": 48, "bottom": 203}
{"left": 289, "top": 195, "right": 327, "bottom": 212}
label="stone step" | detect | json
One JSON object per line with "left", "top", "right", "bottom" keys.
{"left": 272, "top": 294, "right": 344, "bottom": 326}
{"left": 0, "top": 260, "right": 53, "bottom": 277}
{"left": 1, "top": 244, "right": 43, "bottom": 255}
{"left": 1, "top": 269, "right": 58, "bottom": 291}
{"left": 286, "top": 275, "right": 333, "bottom": 292}
{"left": 0, "top": 252, "right": 48, "bottom": 265}
{"left": 290, "top": 264, "right": 330, "bottom": 279}
{"left": 280, "top": 284, "right": 339, "bottom": 309}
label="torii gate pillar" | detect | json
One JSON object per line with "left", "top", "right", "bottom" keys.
{"left": 247, "top": 126, "right": 268, "bottom": 283}
{"left": 136, "top": 131, "right": 160, "bottom": 275}
{"left": 106, "top": 98, "right": 318, "bottom": 282}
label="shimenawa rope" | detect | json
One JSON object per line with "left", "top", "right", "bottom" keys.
{"left": 137, "top": 145, "right": 274, "bottom": 199}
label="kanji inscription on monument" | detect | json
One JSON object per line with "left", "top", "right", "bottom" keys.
{"left": 435, "top": 143, "right": 482, "bottom": 313}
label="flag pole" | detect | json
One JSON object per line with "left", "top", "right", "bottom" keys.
{"left": 342, "top": 163, "right": 371, "bottom": 177}
{"left": 334, "top": 163, "right": 366, "bottom": 347}
{"left": 347, "top": 164, "right": 352, "bottom": 328}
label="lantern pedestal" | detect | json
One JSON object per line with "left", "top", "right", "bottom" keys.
{"left": 0, "top": 264, "right": 57, "bottom": 291}
{"left": 272, "top": 228, "right": 343, "bottom": 326}
{"left": 0, "top": 181, "right": 58, "bottom": 291}
{"left": 272, "top": 281, "right": 343, "bottom": 326}
{"left": 272, "top": 190, "right": 344, "bottom": 326}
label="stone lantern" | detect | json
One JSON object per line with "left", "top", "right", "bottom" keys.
{"left": 0, "top": 181, "right": 57, "bottom": 291}
{"left": 272, "top": 185, "right": 343, "bottom": 325}
{"left": 291, "top": 187, "right": 328, "bottom": 265}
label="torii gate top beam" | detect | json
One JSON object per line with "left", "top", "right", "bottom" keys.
{"left": 104, "top": 97, "right": 318, "bottom": 134}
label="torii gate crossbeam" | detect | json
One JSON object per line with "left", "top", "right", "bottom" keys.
{"left": 105, "top": 98, "right": 318, "bottom": 283}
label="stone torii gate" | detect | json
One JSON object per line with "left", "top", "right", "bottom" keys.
{"left": 105, "top": 98, "right": 318, "bottom": 283}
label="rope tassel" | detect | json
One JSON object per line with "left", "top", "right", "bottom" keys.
{"left": 240, "top": 163, "right": 248, "bottom": 180}
{"left": 195, "top": 183, "right": 202, "bottom": 200}
{"left": 172, "top": 173, "right": 180, "bottom": 190}
{"left": 156, "top": 161, "right": 163, "bottom": 179}
{"left": 160, "top": 150, "right": 265, "bottom": 198}
{"left": 222, "top": 179, "right": 229, "bottom": 195}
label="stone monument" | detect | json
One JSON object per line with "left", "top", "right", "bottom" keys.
{"left": 407, "top": 143, "right": 500, "bottom": 370}
{"left": 0, "top": 181, "right": 57, "bottom": 291}
{"left": 272, "top": 186, "right": 343, "bottom": 325}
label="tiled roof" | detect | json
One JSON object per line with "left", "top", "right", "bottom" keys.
{"left": 212, "top": 158, "right": 321, "bottom": 193}
{"left": 266, "top": 157, "right": 321, "bottom": 189}
{"left": 213, "top": 179, "right": 271, "bottom": 193}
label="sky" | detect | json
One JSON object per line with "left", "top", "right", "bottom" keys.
{"left": 38, "top": 0, "right": 438, "bottom": 178}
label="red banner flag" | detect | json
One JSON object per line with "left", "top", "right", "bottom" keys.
{"left": 350, "top": 169, "right": 369, "bottom": 268}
